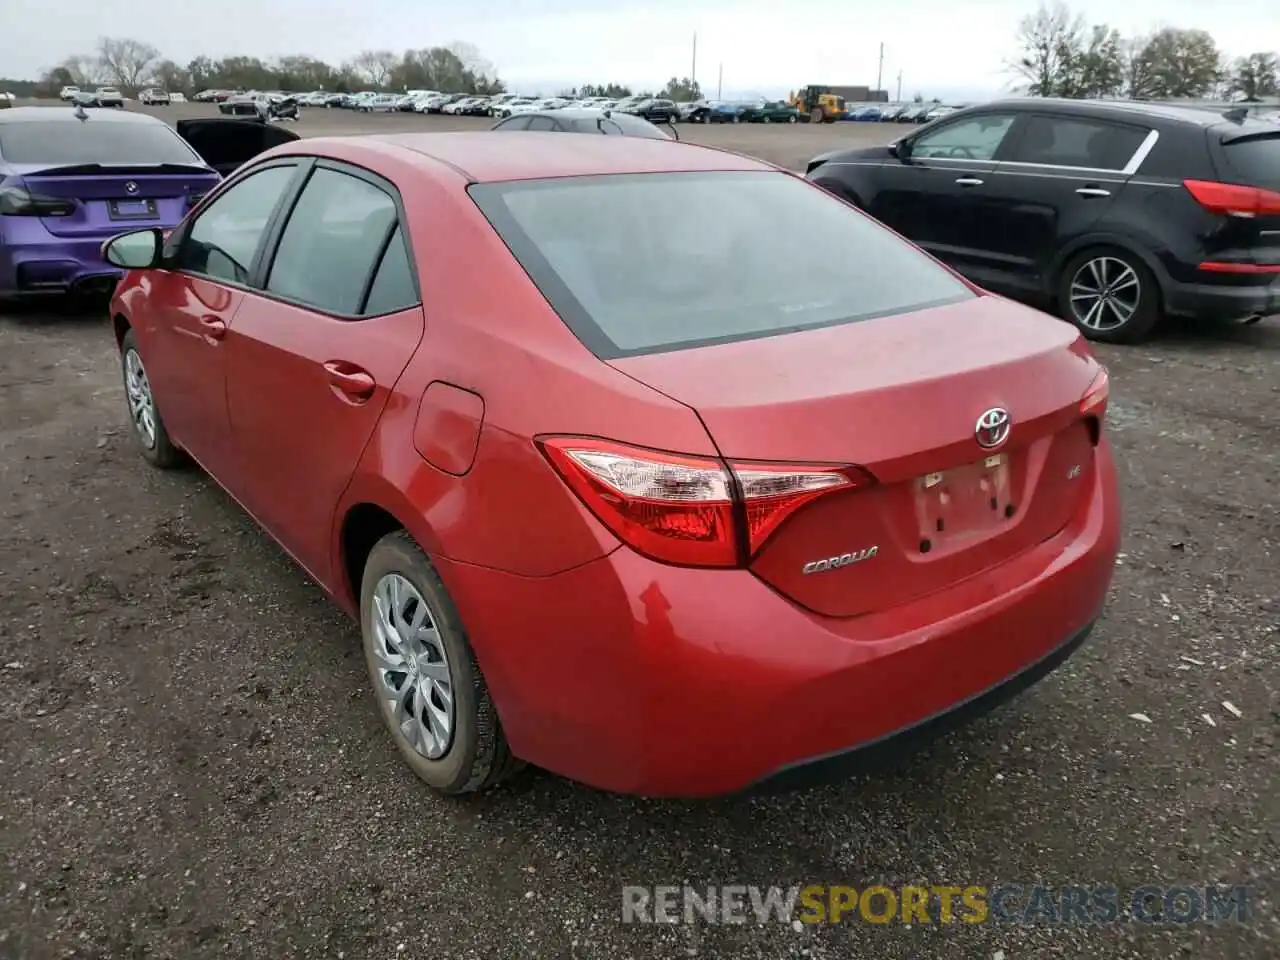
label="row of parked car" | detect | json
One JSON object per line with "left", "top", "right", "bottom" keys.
{"left": 187, "top": 87, "right": 961, "bottom": 127}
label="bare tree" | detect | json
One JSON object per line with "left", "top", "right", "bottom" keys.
{"left": 349, "top": 50, "right": 397, "bottom": 88}
{"left": 1010, "top": 2, "right": 1085, "bottom": 96}
{"left": 446, "top": 41, "right": 498, "bottom": 85}
{"left": 1129, "top": 28, "right": 1222, "bottom": 99}
{"left": 1075, "top": 25, "right": 1125, "bottom": 98}
{"left": 97, "top": 36, "right": 160, "bottom": 90}
{"left": 1230, "top": 52, "right": 1279, "bottom": 99}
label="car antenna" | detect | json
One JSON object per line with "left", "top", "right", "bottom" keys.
{"left": 1222, "top": 106, "right": 1248, "bottom": 124}
{"left": 666, "top": 118, "right": 680, "bottom": 141}
{"left": 73, "top": 103, "right": 89, "bottom": 121}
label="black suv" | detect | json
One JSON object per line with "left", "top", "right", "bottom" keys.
{"left": 806, "top": 99, "right": 1280, "bottom": 342}
{"left": 626, "top": 98, "right": 680, "bottom": 124}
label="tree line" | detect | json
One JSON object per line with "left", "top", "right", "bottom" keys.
{"left": 8, "top": 37, "right": 707, "bottom": 104}
{"left": 23, "top": 37, "right": 507, "bottom": 97}
{"left": 1013, "top": 2, "right": 1279, "bottom": 100}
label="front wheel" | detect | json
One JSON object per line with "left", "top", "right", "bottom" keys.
{"left": 788, "top": 114, "right": 798, "bottom": 123}
{"left": 360, "top": 532, "right": 523, "bottom": 795}
{"left": 1057, "top": 248, "right": 1161, "bottom": 344}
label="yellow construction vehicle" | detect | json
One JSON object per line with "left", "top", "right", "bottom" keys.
{"left": 789, "top": 86, "right": 847, "bottom": 123}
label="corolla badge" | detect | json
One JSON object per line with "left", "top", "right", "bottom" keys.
{"left": 975, "top": 407, "right": 1012, "bottom": 449}
{"left": 802, "top": 546, "right": 879, "bottom": 576}
{"left": 124, "top": 181, "right": 139, "bottom": 195}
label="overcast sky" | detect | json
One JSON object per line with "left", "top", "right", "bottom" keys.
{"left": 3, "top": 0, "right": 1273, "bottom": 100}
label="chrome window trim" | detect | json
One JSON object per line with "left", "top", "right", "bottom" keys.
{"left": 994, "top": 128, "right": 1160, "bottom": 177}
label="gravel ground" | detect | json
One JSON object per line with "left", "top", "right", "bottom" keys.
{"left": 0, "top": 102, "right": 1277, "bottom": 960}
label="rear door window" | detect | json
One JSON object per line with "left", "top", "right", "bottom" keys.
{"left": 265, "top": 167, "right": 398, "bottom": 315}
{"left": 1221, "top": 135, "right": 1280, "bottom": 189}
{"left": 525, "top": 116, "right": 558, "bottom": 131}
{"left": 1008, "top": 116, "right": 1148, "bottom": 171}
{"left": 362, "top": 225, "right": 418, "bottom": 316}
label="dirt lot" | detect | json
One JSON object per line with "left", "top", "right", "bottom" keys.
{"left": 0, "top": 103, "right": 1277, "bottom": 960}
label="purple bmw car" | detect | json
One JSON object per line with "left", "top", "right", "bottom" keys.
{"left": 0, "top": 107, "right": 297, "bottom": 300}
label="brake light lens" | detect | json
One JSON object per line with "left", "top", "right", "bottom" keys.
{"left": 0, "top": 186, "right": 76, "bottom": 217}
{"left": 1081, "top": 368, "right": 1109, "bottom": 444}
{"left": 1183, "top": 179, "right": 1280, "bottom": 218}
{"left": 538, "top": 437, "right": 869, "bottom": 567}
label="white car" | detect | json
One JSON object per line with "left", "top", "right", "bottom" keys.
{"left": 138, "top": 88, "right": 170, "bottom": 106}
{"left": 169, "top": 91, "right": 186, "bottom": 103}
{"left": 497, "top": 98, "right": 538, "bottom": 117}
{"left": 59, "top": 85, "right": 80, "bottom": 101}
{"left": 924, "top": 105, "right": 956, "bottom": 121}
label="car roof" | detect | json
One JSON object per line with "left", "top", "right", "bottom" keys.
{"left": 358, "top": 130, "right": 771, "bottom": 181}
{"left": 0, "top": 106, "right": 164, "bottom": 125}
{"left": 980, "top": 96, "right": 1268, "bottom": 129}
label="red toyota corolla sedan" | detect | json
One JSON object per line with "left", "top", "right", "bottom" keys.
{"left": 104, "top": 131, "right": 1120, "bottom": 798}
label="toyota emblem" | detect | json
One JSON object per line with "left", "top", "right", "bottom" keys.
{"left": 975, "top": 407, "right": 1012, "bottom": 449}
{"left": 124, "top": 181, "right": 138, "bottom": 195}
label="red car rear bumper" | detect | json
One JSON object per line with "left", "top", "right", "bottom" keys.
{"left": 436, "top": 439, "right": 1121, "bottom": 797}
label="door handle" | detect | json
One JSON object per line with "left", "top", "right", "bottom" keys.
{"left": 954, "top": 177, "right": 984, "bottom": 187}
{"left": 323, "top": 361, "right": 376, "bottom": 402}
{"left": 199, "top": 315, "right": 226, "bottom": 342}
{"left": 1075, "top": 187, "right": 1111, "bottom": 198}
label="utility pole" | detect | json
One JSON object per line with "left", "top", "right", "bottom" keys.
{"left": 691, "top": 33, "right": 697, "bottom": 87}
{"left": 717, "top": 63, "right": 723, "bottom": 99}
{"left": 896, "top": 70, "right": 903, "bottom": 101}
{"left": 875, "top": 42, "right": 884, "bottom": 98}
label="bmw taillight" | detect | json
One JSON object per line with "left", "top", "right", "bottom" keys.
{"left": 1182, "top": 179, "right": 1280, "bottom": 218}
{"left": 538, "top": 436, "right": 873, "bottom": 567}
{"left": 0, "top": 186, "right": 76, "bottom": 217}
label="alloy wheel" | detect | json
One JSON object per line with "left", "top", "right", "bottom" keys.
{"left": 1068, "top": 256, "right": 1141, "bottom": 332}
{"left": 369, "top": 573, "right": 455, "bottom": 760}
{"left": 123, "top": 348, "right": 157, "bottom": 449}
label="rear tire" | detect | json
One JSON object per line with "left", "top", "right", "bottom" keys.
{"left": 119, "top": 330, "right": 184, "bottom": 469}
{"left": 1057, "top": 247, "right": 1161, "bottom": 344}
{"left": 360, "top": 531, "right": 524, "bottom": 795}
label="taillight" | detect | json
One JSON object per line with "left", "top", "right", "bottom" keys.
{"left": 538, "top": 436, "right": 870, "bottom": 568}
{"left": 0, "top": 186, "right": 76, "bottom": 217}
{"left": 1081, "top": 367, "right": 1109, "bottom": 444}
{"left": 1183, "top": 179, "right": 1280, "bottom": 218}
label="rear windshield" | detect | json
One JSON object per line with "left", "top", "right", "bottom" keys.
{"left": 1222, "top": 134, "right": 1280, "bottom": 189}
{"left": 0, "top": 121, "right": 201, "bottom": 166}
{"left": 469, "top": 171, "right": 973, "bottom": 358}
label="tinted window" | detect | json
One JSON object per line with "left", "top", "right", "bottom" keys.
{"left": 573, "top": 118, "right": 622, "bottom": 135}
{"left": 495, "top": 116, "right": 530, "bottom": 131}
{"left": 180, "top": 165, "right": 297, "bottom": 284}
{"left": 1010, "top": 116, "right": 1147, "bottom": 170}
{"left": 266, "top": 168, "right": 397, "bottom": 315}
{"left": 1222, "top": 135, "right": 1280, "bottom": 189}
{"left": 470, "top": 171, "right": 973, "bottom": 358}
{"left": 525, "top": 116, "right": 558, "bottom": 131}
{"left": 0, "top": 121, "right": 203, "bottom": 165}
{"left": 363, "top": 226, "right": 418, "bottom": 315}
{"left": 912, "top": 114, "right": 1017, "bottom": 161}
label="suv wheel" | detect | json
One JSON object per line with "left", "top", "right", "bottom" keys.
{"left": 1058, "top": 248, "right": 1161, "bottom": 344}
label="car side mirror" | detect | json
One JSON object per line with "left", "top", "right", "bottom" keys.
{"left": 889, "top": 140, "right": 907, "bottom": 159}
{"left": 102, "top": 228, "right": 163, "bottom": 270}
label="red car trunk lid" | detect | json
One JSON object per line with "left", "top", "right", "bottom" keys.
{"left": 610, "top": 296, "right": 1104, "bottom": 618}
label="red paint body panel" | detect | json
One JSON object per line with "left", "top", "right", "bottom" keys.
{"left": 413, "top": 382, "right": 486, "bottom": 475}
{"left": 437, "top": 439, "right": 1119, "bottom": 796}
{"left": 109, "top": 133, "right": 1123, "bottom": 797}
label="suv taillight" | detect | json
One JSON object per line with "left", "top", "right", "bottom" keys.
{"left": 1183, "top": 179, "right": 1280, "bottom": 218}
{"left": 0, "top": 186, "right": 76, "bottom": 217}
{"left": 538, "top": 436, "right": 873, "bottom": 567}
